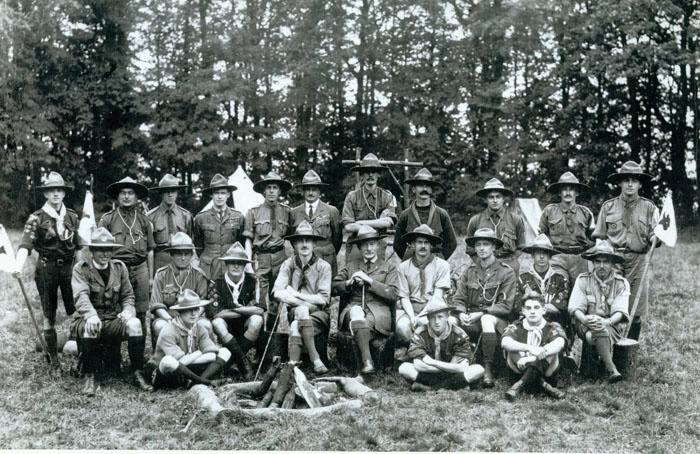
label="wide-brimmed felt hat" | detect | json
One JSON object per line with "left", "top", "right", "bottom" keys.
{"left": 581, "top": 240, "right": 624, "bottom": 264}
{"left": 522, "top": 233, "right": 561, "bottom": 256}
{"left": 164, "top": 232, "right": 199, "bottom": 252}
{"left": 285, "top": 220, "right": 325, "bottom": 242}
{"left": 547, "top": 171, "right": 590, "bottom": 194}
{"left": 86, "top": 227, "right": 122, "bottom": 249}
{"left": 218, "top": 242, "right": 253, "bottom": 263}
{"left": 295, "top": 170, "right": 329, "bottom": 189}
{"left": 421, "top": 296, "right": 451, "bottom": 318}
{"left": 107, "top": 176, "right": 148, "bottom": 200}
{"left": 38, "top": 172, "right": 73, "bottom": 192}
{"left": 351, "top": 153, "right": 387, "bottom": 173}
{"left": 203, "top": 173, "right": 238, "bottom": 194}
{"left": 253, "top": 171, "right": 292, "bottom": 194}
{"left": 465, "top": 227, "right": 504, "bottom": 248}
{"left": 475, "top": 178, "right": 515, "bottom": 198}
{"left": 404, "top": 168, "right": 442, "bottom": 187}
{"left": 606, "top": 161, "right": 652, "bottom": 184}
{"left": 347, "top": 225, "right": 384, "bottom": 245}
{"left": 170, "top": 289, "right": 210, "bottom": 311}
{"left": 149, "top": 173, "right": 188, "bottom": 191}
{"left": 401, "top": 224, "right": 442, "bottom": 246}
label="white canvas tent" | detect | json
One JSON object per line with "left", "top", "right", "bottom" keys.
{"left": 515, "top": 198, "right": 542, "bottom": 244}
{"left": 200, "top": 165, "right": 264, "bottom": 216}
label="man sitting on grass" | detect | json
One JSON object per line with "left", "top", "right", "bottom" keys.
{"left": 150, "top": 289, "right": 231, "bottom": 389}
{"left": 568, "top": 240, "right": 630, "bottom": 383}
{"left": 501, "top": 293, "right": 567, "bottom": 401}
{"left": 399, "top": 297, "right": 484, "bottom": 391}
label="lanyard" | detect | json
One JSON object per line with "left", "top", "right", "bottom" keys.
{"left": 169, "top": 266, "right": 192, "bottom": 293}
{"left": 117, "top": 208, "right": 140, "bottom": 245}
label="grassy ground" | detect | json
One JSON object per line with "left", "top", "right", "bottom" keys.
{"left": 0, "top": 230, "right": 698, "bottom": 452}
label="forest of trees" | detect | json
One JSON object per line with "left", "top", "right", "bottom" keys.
{"left": 1, "top": 0, "right": 698, "bottom": 230}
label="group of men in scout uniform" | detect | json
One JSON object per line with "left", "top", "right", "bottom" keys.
{"left": 15, "top": 154, "right": 659, "bottom": 401}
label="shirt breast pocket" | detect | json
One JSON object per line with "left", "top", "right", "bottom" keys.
{"left": 313, "top": 215, "right": 331, "bottom": 238}
{"left": 154, "top": 222, "right": 169, "bottom": 244}
{"left": 223, "top": 218, "right": 241, "bottom": 238}
{"left": 501, "top": 228, "right": 516, "bottom": 249}
{"left": 548, "top": 214, "right": 566, "bottom": 235}
{"left": 605, "top": 214, "right": 624, "bottom": 237}
{"left": 202, "top": 223, "right": 217, "bottom": 242}
{"left": 162, "top": 284, "right": 179, "bottom": 306}
{"left": 254, "top": 220, "right": 272, "bottom": 236}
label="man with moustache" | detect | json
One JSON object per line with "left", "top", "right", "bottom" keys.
{"left": 244, "top": 171, "right": 292, "bottom": 331}
{"left": 147, "top": 174, "right": 193, "bottom": 273}
{"left": 273, "top": 221, "right": 332, "bottom": 374}
{"left": 451, "top": 228, "right": 517, "bottom": 387}
{"left": 539, "top": 172, "right": 595, "bottom": 287}
{"left": 193, "top": 174, "right": 245, "bottom": 281}
{"left": 342, "top": 153, "right": 397, "bottom": 262}
{"left": 393, "top": 168, "right": 457, "bottom": 261}
{"left": 14, "top": 172, "right": 81, "bottom": 370}
{"left": 465, "top": 178, "right": 526, "bottom": 274}
{"left": 592, "top": 161, "right": 659, "bottom": 340}
{"left": 289, "top": 170, "right": 342, "bottom": 274}
{"left": 99, "top": 177, "right": 155, "bottom": 338}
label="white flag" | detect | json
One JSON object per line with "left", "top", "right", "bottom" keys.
{"left": 0, "top": 224, "right": 17, "bottom": 273}
{"left": 654, "top": 193, "right": 677, "bottom": 247}
{"left": 78, "top": 190, "right": 97, "bottom": 246}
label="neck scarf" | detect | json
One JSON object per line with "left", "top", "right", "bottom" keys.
{"left": 593, "top": 270, "right": 615, "bottom": 309}
{"left": 427, "top": 319, "right": 452, "bottom": 361}
{"left": 411, "top": 254, "right": 434, "bottom": 301}
{"left": 523, "top": 318, "right": 547, "bottom": 347}
{"left": 225, "top": 272, "right": 245, "bottom": 305}
{"left": 293, "top": 253, "right": 317, "bottom": 290}
{"left": 171, "top": 316, "right": 198, "bottom": 353}
{"left": 41, "top": 202, "right": 67, "bottom": 237}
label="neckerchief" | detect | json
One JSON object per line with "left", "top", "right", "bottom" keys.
{"left": 523, "top": 318, "right": 546, "bottom": 347}
{"left": 171, "top": 316, "right": 197, "bottom": 353}
{"left": 293, "top": 253, "right": 317, "bottom": 291}
{"left": 409, "top": 201, "right": 435, "bottom": 229}
{"left": 41, "top": 203, "right": 67, "bottom": 237}
{"left": 225, "top": 272, "right": 245, "bottom": 306}
{"left": 411, "top": 254, "right": 434, "bottom": 301}
{"left": 427, "top": 318, "right": 452, "bottom": 361}
{"left": 593, "top": 270, "right": 615, "bottom": 309}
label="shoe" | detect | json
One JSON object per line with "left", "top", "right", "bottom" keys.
{"left": 394, "top": 346, "right": 409, "bottom": 362}
{"left": 239, "top": 356, "right": 255, "bottom": 381}
{"left": 505, "top": 380, "right": 525, "bottom": 401}
{"left": 410, "top": 382, "right": 432, "bottom": 392}
{"left": 82, "top": 374, "right": 97, "bottom": 397}
{"left": 607, "top": 371, "right": 623, "bottom": 384}
{"left": 540, "top": 380, "right": 565, "bottom": 399}
{"left": 360, "top": 360, "right": 375, "bottom": 375}
{"left": 134, "top": 370, "right": 154, "bottom": 392}
{"left": 313, "top": 359, "right": 329, "bottom": 374}
{"left": 482, "top": 362, "right": 495, "bottom": 388}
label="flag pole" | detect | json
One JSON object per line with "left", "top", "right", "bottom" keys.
{"left": 623, "top": 236, "right": 657, "bottom": 338}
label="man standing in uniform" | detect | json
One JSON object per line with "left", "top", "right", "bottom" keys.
{"left": 393, "top": 168, "right": 457, "bottom": 261}
{"left": 14, "top": 172, "right": 81, "bottom": 369}
{"left": 342, "top": 153, "right": 397, "bottom": 262}
{"left": 99, "top": 176, "right": 155, "bottom": 339}
{"left": 465, "top": 178, "right": 526, "bottom": 274}
{"left": 244, "top": 171, "right": 292, "bottom": 331}
{"left": 289, "top": 170, "right": 342, "bottom": 275}
{"left": 193, "top": 173, "right": 245, "bottom": 281}
{"left": 539, "top": 171, "right": 595, "bottom": 287}
{"left": 451, "top": 228, "right": 517, "bottom": 387}
{"left": 71, "top": 227, "right": 152, "bottom": 395}
{"left": 272, "top": 221, "right": 332, "bottom": 374}
{"left": 592, "top": 161, "right": 659, "bottom": 340}
{"left": 147, "top": 173, "right": 193, "bottom": 273}
{"left": 334, "top": 225, "right": 400, "bottom": 374}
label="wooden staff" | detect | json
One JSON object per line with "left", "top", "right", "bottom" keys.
{"left": 15, "top": 276, "right": 62, "bottom": 371}
{"left": 623, "top": 237, "right": 658, "bottom": 338}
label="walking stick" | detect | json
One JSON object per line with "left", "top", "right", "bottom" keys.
{"left": 623, "top": 237, "right": 658, "bottom": 338}
{"left": 254, "top": 308, "right": 281, "bottom": 381}
{"left": 15, "top": 276, "right": 63, "bottom": 371}
{"left": 361, "top": 284, "right": 366, "bottom": 311}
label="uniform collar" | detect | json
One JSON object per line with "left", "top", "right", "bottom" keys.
{"left": 488, "top": 207, "right": 505, "bottom": 220}
{"left": 558, "top": 202, "right": 577, "bottom": 214}
{"left": 161, "top": 201, "right": 177, "bottom": 212}
{"left": 621, "top": 194, "right": 640, "bottom": 207}
{"left": 305, "top": 200, "right": 320, "bottom": 212}
{"left": 294, "top": 253, "right": 318, "bottom": 269}
{"left": 225, "top": 271, "right": 245, "bottom": 289}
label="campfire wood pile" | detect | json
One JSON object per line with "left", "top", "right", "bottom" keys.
{"left": 189, "top": 356, "right": 378, "bottom": 419}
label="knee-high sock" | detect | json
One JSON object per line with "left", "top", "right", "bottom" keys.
{"left": 127, "top": 336, "right": 146, "bottom": 371}
{"left": 43, "top": 328, "right": 58, "bottom": 357}
{"left": 200, "top": 357, "right": 226, "bottom": 380}
{"left": 288, "top": 335, "right": 303, "bottom": 363}
{"left": 351, "top": 320, "right": 372, "bottom": 364}
{"left": 222, "top": 338, "right": 244, "bottom": 366}
{"left": 628, "top": 318, "right": 642, "bottom": 341}
{"left": 593, "top": 335, "right": 617, "bottom": 373}
{"left": 81, "top": 337, "right": 99, "bottom": 375}
{"left": 239, "top": 337, "right": 254, "bottom": 355}
{"left": 298, "top": 320, "right": 320, "bottom": 363}
{"left": 481, "top": 332, "right": 498, "bottom": 364}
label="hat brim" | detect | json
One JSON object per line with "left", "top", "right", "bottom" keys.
{"left": 404, "top": 178, "right": 442, "bottom": 188}
{"left": 401, "top": 232, "right": 443, "bottom": 246}
{"left": 203, "top": 185, "right": 238, "bottom": 194}
{"left": 465, "top": 235, "right": 504, "bottom": 248}
{"left": 295, "top": 182, "right": 330, "bottom": 189}
{"left": 107, "top": 182, "right": 149, "bottom": 200}
{"left": 218, "top": 256, "right": 254, "bottom": 263}
{"left": 38, "top": 184, "right": 73, "bottom": 192}
{"left": 149, "top": 184, "right": 188, "bottom": 191}
{"left": 546, "top": 182, "right": 589, "bottom": 194}
{"left": 285, "top": 233, "right": 326, "bottom": 242}
{"left": 522, "top": 245, "right": 561, "bottom": 255}
{"left": 581, "top": 251, "right": 625, "bottom": 264}
{"left": 423, "top": 307, "right": 451, "bottom": 318}
{"left": 351, "top": 165, "right": 387, "bottom": 173}
{"left": 606, "top": 173, "right": 652, "bottom": 184}
{"left": 253, "top": 180, "right": 292, "bottom": 194}
{"left": 348, "top": 234, "right": 385, "bottom": 245}
{"left": 171, "top": 300, "right": 210, "bottom": 311}
{"left": 475, "top": 187, "right": 515, "bottom": 198}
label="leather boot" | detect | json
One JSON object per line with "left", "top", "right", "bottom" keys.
{"left": 239, "top": 336, "right": 254, "bottom": 355}
{"left": 224, "top": 338, "right": 254, "bottom": 380}
{"left": 81, "top": 337, "right": 99, "bottom": 396}
{"left": 134, "top": 370, "right": 153, "bottom": 392}
{"left": 540, "top": 379, "right": 565, "bottom": 399}
{"left": 82, "top": 374, "right": 97, "bottom": 396}
{"left": 482, "top": 362, "right": 495, "bottom": 388}
{"left": 481, "top": 333, "right": 498, "bottom": 388}
{"left": 351, "top": 320, "right": 375, "bottom": 374}
{"left": 628, "top": 318, "right": 642, "bottom": 341}
{"left": 505, "top": 366, "right": 539, "bottom": 401}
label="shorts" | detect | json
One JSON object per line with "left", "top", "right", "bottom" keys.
{"left": 126, "top": 261, "right": 150, "bottom": 314}
{"left": 415, "top": 370, "right": 468, "bottom": 389}
{"left": 71, "top": 317, "right": 128, "bottom": 342}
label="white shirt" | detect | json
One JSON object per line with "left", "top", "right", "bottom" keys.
{"left": 305, "top": 200, "right": 320, "bottom": 217}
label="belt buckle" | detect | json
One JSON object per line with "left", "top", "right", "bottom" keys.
{"left": 56, "top": 258, "right": 64, "bottom": 266}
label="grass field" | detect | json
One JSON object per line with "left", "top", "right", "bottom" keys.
{"left": 0, "top": 230, "right": 698, "bottom": 452}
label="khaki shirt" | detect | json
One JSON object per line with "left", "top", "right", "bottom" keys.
{"left": 407, "top": 322, "right": 472, "bottom": 363}
{"left": 539, "top": 203, "right": 595, "bottom": 251}
{"left": 193, "top": 207, "right": 245, "bottom": 278}
{"left": 397, "top": 256, "right": 451, "bottom": 313}
{"left": 465, "top": 207, "right": 525, "bottom": 257}
{"left": 568, "top": 272, "right": 630, "bottom": 321}
{"left": 273, "top": 255, "right": 332, "bottom": 312}
{"left": 72, "top": 259, "right": 135, "bottom": 321}
{"left": 341, "top": 186, "right": 397, "bottom": 231}
{"left": 152, "top": 319, "right": 218, "bottom": 365}
{"left": 150, "top": 264, "right": 210, "bottom": 315}
{"left": 99, "top": 208, "right": 155, "bottom": 265}
{"left": 20, "top": 207, "right": 81, "bottom": 258}
{"left": 451, "top": 259, "right": 516, "bottom": 319}
{"left": 147, "top": 202, "right": 193, "bottom": 250}
{"left": 244, "top": 202, "right": 291, "bottom": 252}
{"left": 289, "top": 201, "right": 342, "bottom": 257}
{"left": 593, "top": 196, "right": 659, "bottom": 253}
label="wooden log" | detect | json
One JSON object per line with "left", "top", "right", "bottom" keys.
{"left": 240, "top": 399, "right": 362, "bottom": 418}
{"left": 313, "top": 381, "right": 339, "bottom": 394}
{"left": 259, "top": 388, "right": 275, "bottom": 408}
{"left": 270, "top": 363, "right": 294, "bottom": 408}
{"left": 294, "top": 367, "right": 322, "bottom": 408}
{"left": 613, "top": 337, "right": 639, "bottom": 379}
{"left": 218, "top": 381, "right": 263, "bottom": 396}
{"left": 251, "top": 356, "right": 281, "bottom": 398}
{"left": 189, "top": 384, "right": 225, "bottom": 418}
{"left": 314, "top": 376, "right": 372, "bottom": 398}
{"left": 281, "top": 386, "right": 297, "bottom": 409}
